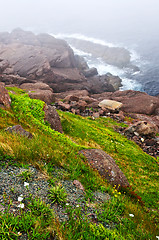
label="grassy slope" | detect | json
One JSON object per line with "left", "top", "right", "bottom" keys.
{"left": 0, "top": 87, "right": 158, "bottom": 239}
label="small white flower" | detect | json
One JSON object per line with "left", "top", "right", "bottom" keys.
{"left": 18, "top": 196, "right": 23, "bottom": 202}
{"left": 24, "top": 182, "right": 29, "bottom": 187}
{"left": 156, "top": 236, "right": 159, "bottom": 239}
{"left": 129, "top": 214, "right": 134, "bottom": 217}
{"left": 66, "top": 203, "right": 69, "bottom": 206}
{"left": 76, "top": 204, "right": 79, "bottom": 208}
{"left": 18, "top": 203, "right": 24, "bottom": 208}
{"left": 141, "top": 138, "right": 144, "bottom": 142}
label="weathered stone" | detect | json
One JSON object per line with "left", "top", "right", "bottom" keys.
{"left": 0, "top": 82, "right": 11, "bottom": 108}
{"left": 79, "top": 149, "right": 129, "bottom": 188}
{"left": 99, "top": 99, "right": 123, "bottom": 111}
{"left": 5, "top": 125, "right": 33, "bottom": 138}
{"left": 73, "top": 180, "right": 85, "bottom": 191}
{"left": 125, "top": 121, "right": 158, "bottom": 136}
{"left": 0, "top": 74, "right": 28, "bottom": 85}
{"left": 63, "top": 95, "right": 79, "bottom": 103}
{"left": 82, "top": 67, "right": 98, "bottom": 77}
{"left": 57, "top": 101, "right": 71, "bottom": 111}
{"left": 92, "top": 112, "right": 100, "bottom": 118}
{"left": 29, "top": 90, "right": 55, "bottom": 104}
{"left": 74, "top": 55, "right": 89, "bottom": 70}
{"left": 80, "top": 96, "right": 97, "bottom": 104}
{"left": 54, "top": 90, "right": 89, "bottom": 101}
{"left": 20, "top": 82, "right": 52, "bottom": 91}
{"left": 44, "top": 105, "right": 63, "bottom": 133}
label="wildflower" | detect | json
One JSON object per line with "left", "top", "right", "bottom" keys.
{"left": 18, "top": 196, "right": 23, "bottom": 202}
{"left": 156, "top": 236, "right": 159, "bottom": 239}
{"left": 24, "top": 182, "right": 29, "bottom": 187}
{"left": 141, "top": 138, "right": 144, "bottom": 142}
{"left": 129, "top": 214, "right": 134, "bottom": 217}
{"left": 76, "top": 204, "right": 79, "bottom": 208}
{"left": 18, "top": 203, "right": 24, "bottom": 208}
{"left": 66, "top": 203, "right": 69, "bottom": 206}
{"left": 114, "top": 195, "right": 117, "bottom": 197}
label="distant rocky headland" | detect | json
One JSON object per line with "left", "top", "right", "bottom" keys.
{"left": 0, "top": 28, "right": 122, "bottom": 95}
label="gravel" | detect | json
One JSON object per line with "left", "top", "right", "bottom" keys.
{"left": 0, "top": 163, "right": 112, "bottom": 239}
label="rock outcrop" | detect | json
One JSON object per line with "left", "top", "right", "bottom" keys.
{"left": 93, "top": 90, "right": 159, "bottom": 116}
{"left": 0, "top": 82, "right": 11, "bottom": 108}
{"left": 44, "top": 105, "right": 63, "bottom": 133}
{"left": 20, "top": 82, "right": 55, "bottom": 104}
{"left": 0, "top": 29, "right": 122, "bottom": 95}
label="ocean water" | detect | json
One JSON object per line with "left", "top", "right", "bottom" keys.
{"left": 52, "top": 33, "right": 159, "bottom": 96}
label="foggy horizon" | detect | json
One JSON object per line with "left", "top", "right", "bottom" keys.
{"left": 1, "top": 0, "right": 159, "bottom": 45}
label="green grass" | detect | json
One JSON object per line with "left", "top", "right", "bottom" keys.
{"left": 59, "top": 111, "right": 159, "bottom": 210}
{"left": 0, "top": 87, "right": 158, "bottom": 239}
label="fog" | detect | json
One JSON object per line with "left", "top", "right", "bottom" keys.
{"left": 1, "top": 0, "right": 159, "bottom": 44}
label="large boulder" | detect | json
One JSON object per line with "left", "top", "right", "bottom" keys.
{"left": 29, "top": 90, "right": 55, "bottom": 105}
{"left": 44, "top": 105, "right": 63, "bottom": 133}
{"left": 79, "top": 149, "right": 129, "bottom": 188}
{"left": 5, "top": 125, "right": 33, "bottom": 138}
{"left": 99, "top": 99, "right": 123, "bottom": 111}
{"left": 0, "top": 82, "right": 11, "bottom": 108}
{"left": 20, "top": 82, "right": 52, "bottom": 91}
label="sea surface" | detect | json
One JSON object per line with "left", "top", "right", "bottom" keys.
{"left": 51, "top": 33, "right": 159, "bottom": 96}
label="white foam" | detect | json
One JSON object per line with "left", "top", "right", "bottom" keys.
{"left": 50, "top": 32, "right": 143, "bottom": 92}
{"left": 120, "top": 78, "right": 142, "bottom": 91}
{"left": 70, "top": 46, "right": 92, "bottom": 57}
{"left": 51, "top": 33, "right": 117, "bottom": 48}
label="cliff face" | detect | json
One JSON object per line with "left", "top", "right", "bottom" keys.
{"left": 0, "top": 28, "right": 122, "bottom": 94}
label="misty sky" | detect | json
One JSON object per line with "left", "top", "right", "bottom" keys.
{"left": 1, "top": 0, "right": 159, "bottom": 44}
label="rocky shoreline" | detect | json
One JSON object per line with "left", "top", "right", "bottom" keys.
{"left": 0, "top": 29, "right": 159, "bottom": 158}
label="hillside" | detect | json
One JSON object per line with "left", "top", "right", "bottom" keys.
{"left": 0, "top": 87, "right": 158, "bottom": 239}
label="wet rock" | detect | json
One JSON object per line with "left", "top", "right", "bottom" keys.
{"left": 44, "top": 105, "right": 63, "bottom": 133}
{"left": 79, "top": 149, "right": 129, "bottom": 188}
{"left": 5, "top": 125, "right": 33, "bottom": 138}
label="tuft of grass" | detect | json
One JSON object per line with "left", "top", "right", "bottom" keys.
{"left": 17, "top": 169, "right": 33, "bottom": 182}
{"left": 48, "top": 185, "right": 67, "bottom": 205}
